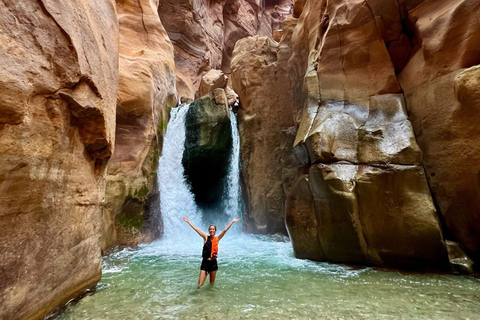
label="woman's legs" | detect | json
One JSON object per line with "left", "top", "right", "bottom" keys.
{"left": 198, "top": 270, "right": 208, "bottom": 288}
{"left": 209, "top": 271, "right": 217, "bottom": 285}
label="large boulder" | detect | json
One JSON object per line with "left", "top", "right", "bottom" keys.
{"left": 0, "top": 1, "right": 118, "bottom": 319}
{"left": 286, "top": 93, "right": 448, "bottom": 268}
{"left": 102, "top": 0, "right": 177, "bottom": 251}
{"left": 182, "top": 89, "right": 232, "bottom": 205}
{"left": 303, "top": 163, "right": 449, "bottom": 268}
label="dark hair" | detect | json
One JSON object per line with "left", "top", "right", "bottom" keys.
{"left": 208, "top": 224, "right": 217, "bottom": 231}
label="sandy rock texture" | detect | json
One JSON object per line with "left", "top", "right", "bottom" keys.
{"left": 158, "top": 0, "right": 293, "bottom": 99}
{"left": 0, "top": 0, "right": 118, "bottom": 319}
{"left": 102, "top": 0, "right": 177, "bottom": 251}
{"left": 233, "top": 0, "right": 480, "bottom": 268}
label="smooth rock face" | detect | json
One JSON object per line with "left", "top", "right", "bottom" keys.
{"left": 158, "top": 0, "right": 292, "bottom": 99}
{"left": 231, "top": 36, "right": 297, "bottom": 234}
{"left": 399, "top": 0, "right": 480, "bottom": 262}
{"left": 0, "top": 1, "right": 118, "bottom": 319}
{"left": 285, "top": 175, "right": 324, "bottom": 261}
{"left": 102, "top": 0, "right": 177, "bottom": 251}
{"left": 183, "top": 90, "right": 232, "bottom": 205}
{"left": 404, "top": 68, "right": 480, "bottom": 262}
{"left": 306, "top": 163, "right": 448, "bottom": 268}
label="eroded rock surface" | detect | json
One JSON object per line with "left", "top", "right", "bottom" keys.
{"left": 231, "top": 36, "right": 297, "bottom": 234}
{"left": 399, "top": 0, "right": 480, "bottom": 262}
{"left": 232, "top": 0, "right": 480, "bottom": 268}
{"left": 102, "top": 0, "right": 177, "bottom": 251}
{"left": 158, "top": 0, "right": 293, "bottom": 99}
{"left": 0, "top": 1, "right": 118, "bottom": 319}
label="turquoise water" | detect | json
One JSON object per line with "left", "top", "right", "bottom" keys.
{"left": 59, "top": 234, "right": 480, "bottom": 320}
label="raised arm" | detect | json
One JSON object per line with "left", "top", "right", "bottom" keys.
{"left": 183, "top": 217, "right": 207, "bottom": 240}
{"left": 218, "top": 218, "right": 240, "bottom": 241}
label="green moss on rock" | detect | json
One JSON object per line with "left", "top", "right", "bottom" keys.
{"left": 118, "top": 214, "right": 144, "bottom": 230}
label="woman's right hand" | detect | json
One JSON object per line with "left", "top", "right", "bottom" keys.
{"left": 182, "top": 217, "right": 189, "bottom": 223}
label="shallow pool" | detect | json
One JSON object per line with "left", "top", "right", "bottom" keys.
{"left": 59, "top": 234, "right": 480, "bottom": 320}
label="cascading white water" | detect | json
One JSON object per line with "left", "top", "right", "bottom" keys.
{"left": 223, "top": 110, "right": 242, "bottom": 231}
{"left": 158, "top": 104, "right": 243, "bottom": 239}
{"left": 157, "top": 104, "right": 203, "bottom": 239}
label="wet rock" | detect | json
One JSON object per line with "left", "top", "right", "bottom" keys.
{"left": 446, "top": 240, "right": 474, "bottom": 274}
{"left": 285, "top": 175, "right": 324, "bottom": 261}
{"left": 182, "top": 90, "right": 232, "bottom": 204}
{"left": 287, "top": 163, "right": 450, "bottom": 269}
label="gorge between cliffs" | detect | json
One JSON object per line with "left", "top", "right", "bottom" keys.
{"left": 1, "top": 0, "right": 480, "bottom": 319}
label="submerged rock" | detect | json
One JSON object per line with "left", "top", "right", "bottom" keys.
{"left": 183, "top": 89, "right": 232, "bottom": 205}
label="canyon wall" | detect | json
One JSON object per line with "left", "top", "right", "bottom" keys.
{"left": 0, "top": 1, "right": 118, "bottom": 319}
{"left": 101, "top": 0, "right": 177, "bottom": 251}
{"left": 232, "top": 0, "right": 480, "bottom": 268}
{"left": 1, "top": 0, "right": 479, "bottom": 318}
{"left": 158, "top": 0, "right": 293, "bottom": 99}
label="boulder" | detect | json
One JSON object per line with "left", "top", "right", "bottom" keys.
{"left": 196, "top": 70, "right": 228, "bottom": 99}
{"left": 446, "top": 240, "right": 474, "bottom": 274}
{"left": 182, "top": 89, "right": 232, "bottom": 204}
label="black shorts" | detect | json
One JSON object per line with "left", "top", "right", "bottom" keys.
{"left": 200, "top": 258, "right": 218, "bottom": 273}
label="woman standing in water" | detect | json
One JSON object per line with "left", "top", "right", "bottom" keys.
{"left": 182, "top": 217, "right": 240, "bottom": 288}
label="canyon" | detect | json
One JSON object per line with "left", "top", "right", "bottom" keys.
{"left": 0, "top": 0, "right": 479, "bottom": 319}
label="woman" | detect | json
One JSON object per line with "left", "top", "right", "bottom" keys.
{"left": 182, "top": 217, "right": 240, "bottom": 288}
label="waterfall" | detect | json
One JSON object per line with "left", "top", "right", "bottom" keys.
{"left": 223, "top": 110, "right": 242, "bottom": 231}
{"left": 157, "top": 104, "right": 202, "bottom": 239}
{"left": 158, "top": 105, "right": 243, "bottom": 240}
